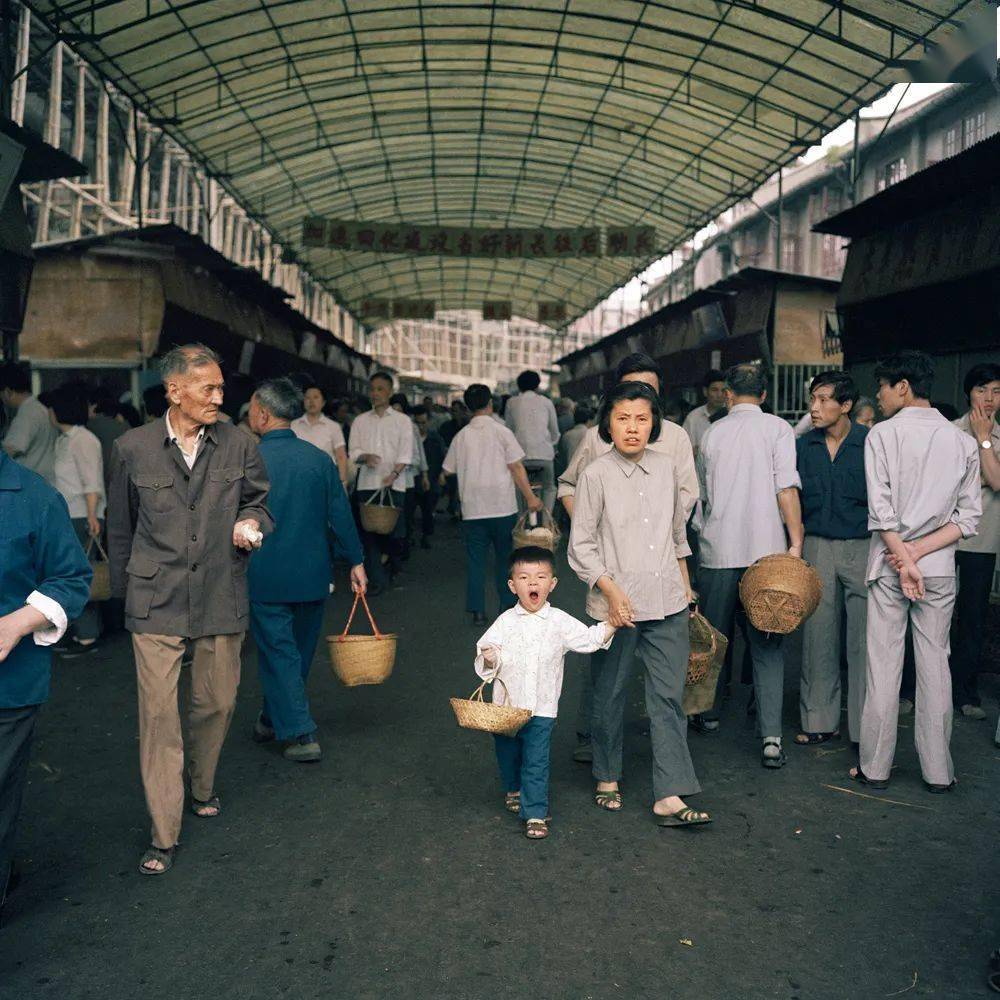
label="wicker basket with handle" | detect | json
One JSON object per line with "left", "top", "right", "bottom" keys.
{"left": 359, "top": 488, "right": 401, "bottom": 535}
{"left": 85, "top": 536, "right": 112, "bottom": 603}
{"left": 327, "top": 591, "right": 397, "bottom": 687}
{"left": 512, "top": 507, "right": 560, "bottom": 551}
{"left": 451, "top": 675, "right": 532, "bottom": 737}
{"left": 739, "top": 554, "right": 823, "bottom": 635}
{"left": 686, "top": 611, "right": 721, "bottom": 685}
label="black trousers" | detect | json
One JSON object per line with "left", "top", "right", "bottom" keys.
{"left": 417, "top": 487, "right": 440, "bottom": 537}
{"left": 950, "top": 551, "right": 997, "bottom": 707}
{"left": 0, "top": 705, "right": 40, "bottom": 889}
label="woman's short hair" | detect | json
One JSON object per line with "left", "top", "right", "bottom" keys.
{"left": 48, "top": 384, "right": 90, "bottom": 426}
{"left": 598, "top": 381, "right": 662, "bottom": 445}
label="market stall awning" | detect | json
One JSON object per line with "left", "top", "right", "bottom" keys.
{"left": 24, "top": 0, "right": 981, "bottom": 324}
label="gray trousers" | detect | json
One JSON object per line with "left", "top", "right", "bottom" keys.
{"left": 860, "top": 575, "right": 956, "bottom": 786}
{"left": 699, "top": 567, "right": 785, "bottom": 738}
{"left": 0, "top": 705, "right": 40, "bottom": 885}
{"left": 800, "top": 536, "right": 868, "bottom": 741}
{"left": 520, "top": 459, "right": 557, "bottom": 513}
{"left": 590, "top": 613, "right": 701, "bottom": 800}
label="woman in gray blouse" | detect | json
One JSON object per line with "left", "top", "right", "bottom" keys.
{"left": 569, "top": 382, "right": 710, "bottom": 828}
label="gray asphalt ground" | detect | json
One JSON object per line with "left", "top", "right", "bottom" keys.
{"left": 1, "top": 518, "right": 997, "bottom": 1000}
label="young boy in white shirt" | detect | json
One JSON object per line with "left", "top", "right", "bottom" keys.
{"left": 475, "top": 546, "right": 616, "bottom": 840}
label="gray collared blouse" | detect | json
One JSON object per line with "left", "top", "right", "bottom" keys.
{"left": 568, "top": 447, "right": 691, "bottom": 622}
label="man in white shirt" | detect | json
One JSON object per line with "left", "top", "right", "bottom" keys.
{"left": 348, "top": 372, "right": 414, "bottom": 595}
{"left": 504, "top": 370, "right": 560, "bottom": 512}
{"left": 291, "top": 385, "right": 349, "bottom": 488}
{"left": 694, "top": 363, "right": 804, "bottom": 769}
{"left": 682, "top": 369, "right": 727, "bottom": 458}
{"left": 1, "top": 363, "right": 58, "bottom": 485}
{"left": 853, "top": 352, "right": 981, "bottom": 792}
{"left": 442, "top": 384, "right": 542, "bottom": 625}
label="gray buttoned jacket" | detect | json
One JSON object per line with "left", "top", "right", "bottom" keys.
{"left": 107, "top": 416, "right": 273, "bottom": 638}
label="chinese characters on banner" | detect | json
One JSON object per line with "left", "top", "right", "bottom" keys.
{"left": 537, "top": 301, "right": 567, "bottom": 325}
{"left": 302, "top": 218, "right": 653, "bottom": 258}
{"left": 482, "top": 301, "right": 512, "bottom": 321}
{"left": 359, "top": 299, "right": 436, "bottom": 320}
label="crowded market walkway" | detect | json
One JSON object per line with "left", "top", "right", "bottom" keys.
{"left": 0, "top": 519, "right": 996, "bottom": 1000}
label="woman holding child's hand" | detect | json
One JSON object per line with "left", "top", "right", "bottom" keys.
{"left": 568, "top": 381, "right": 711, "bottom": 829}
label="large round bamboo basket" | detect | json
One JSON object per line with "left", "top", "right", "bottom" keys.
{"left": 359, "top": 489, "right": 401, "bottom": 535}
{"left": 451, "top": 677, "right": 531, "bottom": 737}
{"left": 739, "top": 554, "right": 822, "bottom": 635}
{"left": 687, "top": 611, "right": 719, "bottom": 685}
{"left": 327, "top": 592, "right": 397, "bottom": 687}
{"left": 86, "top": 536, "right": 112, "bottom": 602}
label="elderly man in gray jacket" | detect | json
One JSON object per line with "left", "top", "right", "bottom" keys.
{"left": 108, "top": 344, "right": 273, "bottom": 876}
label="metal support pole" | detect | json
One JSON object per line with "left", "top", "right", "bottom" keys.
{"left": 850, "top": 108, "right": 861, "bottom": 204}
{"left": 774, "top": 166, "right": 783, "bottom": 271}
{"left": 1, "top": 0, "right": 12, "bottom": 119}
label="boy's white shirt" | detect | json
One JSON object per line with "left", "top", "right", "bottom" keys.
{"left": 474, "top": 603, "right": 614, "bottom": 718}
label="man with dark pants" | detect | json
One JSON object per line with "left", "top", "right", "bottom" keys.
{"left": 795, "top": 371, "right": 870, "bottom": 747}
{"left": 693, "top": 363, "right": 804, "bottom": 769}
{"left": 108, "top": 344, "right": 273, "bottom": 875}
{"left": 950, "top": 363, "right": 1000, "bottom": 719}
{"left": 247, "top": 379, "right": 367, "bottom": 762}
{"left": 413, "top": 405, "right": 445, "bottom": 549}
{"left": 0, "top": 404, "right": 91, "bottom": 923}
{"left": 442, "top": 384, "right": 542, "bottom": 624}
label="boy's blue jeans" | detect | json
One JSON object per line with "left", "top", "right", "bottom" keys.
{"left": 493, "top": 716, "right": 555, "bottom": 820}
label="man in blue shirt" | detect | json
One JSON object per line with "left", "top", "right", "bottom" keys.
{"left": 795, "top": 371, "right": 870, "bottom": 748}
{"left": 0, "top": 421, "right": 91, "bottom": 921}
{"left": 247, "top": 378, "right": 367, "bottom": 762}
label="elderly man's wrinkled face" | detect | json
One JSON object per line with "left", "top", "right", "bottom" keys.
{"left": 167, "top": 362, "right": 224, "bottom": 425}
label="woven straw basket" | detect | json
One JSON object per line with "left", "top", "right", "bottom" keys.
{"left": 512, "top": 508, "right": 561, "bottom": 551}
{"left": 85, "top": 536, "right": 112, "bottom": 602}
{"left": 359, "top": 488, "right": 401, "bottom": 535}
{"left": 739, "top": 554, "right": 823, "bottom": 635}
{"left": 451, "top": 676, "right": 531, "bottom": 737}
{"left": 327, "top": 592, "right": 397, "bottom": 687}
{"left": 687, "top": 611, "right": 721, "bottom": 685}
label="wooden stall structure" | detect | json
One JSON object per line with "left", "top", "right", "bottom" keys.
{"left": 17, "top": 224, "right": 374, "bottom": 408}
{"left": 557, "top": 267, "right": 841, "bottom": 421}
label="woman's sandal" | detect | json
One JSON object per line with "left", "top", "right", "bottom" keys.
{"left": 504, "top": 792, "right": 521, "bottom": 814}
{"left": 525, "top": 819, "right": 549, "bottom": 840}
{"left": 849, "top": 767, "right": 889, "bottom": 789}
{"left": 794, "top": 730, "right": 840, "bottom": 746}
{"left": 138, "top": 845, "right": 176, "bottom": 876}
{"left": 656, "top": 807, "right": 712, "bottom": 828}
{"left": 191, "top": 795, "right": 221, "bottom": 818}
{"left": 594, "top": 789, "right": 622, "bottom": 811}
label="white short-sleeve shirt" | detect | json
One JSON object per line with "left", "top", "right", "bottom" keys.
{"left": 442, "top": 415, "right": 525, "bottom": 519}
{"left": 53, "top": 425, "right": 106, "bottom": 519}
{"left": 291, "top": 413, "right": 346, "bottom": 463}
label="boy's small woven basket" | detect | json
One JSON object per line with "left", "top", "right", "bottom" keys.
{"left": 85, "top": 536, "right": 112, "bottom": 603}
{"left": 687, "top": 611, "right": 720, "bottom": 685}
{"left": 739, "top": 554, "right": 822, "bottom": 635}
{"left": 359, "top": 488, "right": 401, "bottom": 535}
{"left": 512, "top": 508, "right": 560, "bottom": 551}
{"left": 327, "top": 591, "right": 397, "bottom": 687}
{"left": 450, "top": 676, "right": 531, "bottom": 737}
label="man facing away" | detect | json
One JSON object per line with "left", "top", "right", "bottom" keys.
{"left": 442, "top": 383, "right": 543, "bottom": 625}
{"left": 504, "top": 370, "right": 560, "bottom": 512}
{"left": 795, "top": 371, "right": 870, "bottom": 748}
{"left": 0, "top": 363, "right": 58, "bottom": 485}
{"left": 107, "top": 344, "right": 273, "bottom": 876}
{"left": 682, "top": 368, "right": 728, "bottom": 458}
{"left": 851, "top": 351, "right": 980, "bottom": 793}
{"left": 247, "top": 378, "right": 367, "bottom": 763}
{"left": 348, "top": 372, "right": 414, "bottom": 595}
{"left": 693, "top": 363, "right": 804, "bottom": 769}
{"left": 557, "top": 352, "right": 698, "bottom": 764}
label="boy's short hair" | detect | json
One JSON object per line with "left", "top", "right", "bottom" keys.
{"left": 508, "top": 546, "right": 556, "bottom": 575}
{"left": 808, "top": 370, "right": 858, "bottom": 409}
{"left": 873, "top": 350, "right": 935, "bottom": 400}
{"left": 463, "top": 383, "right": 492, "bottom": 412}
{"left": 598, "top": 381, "right": 662, "bottom": 444}
{"left": 963, "top": 362, "right": 1000, "bottom": 402}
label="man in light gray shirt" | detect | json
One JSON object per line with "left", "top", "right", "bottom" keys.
{"left": 852, "top": 351, "right": 981, "bottom": 794}
{"left": 1, "top": 364, "right": 58, "bottom": 484}
{"left": 693, "top": 363, "right": 804, "bottom": 769}
{"left": 504, "top": 370, "right": 560, "bottom": 512}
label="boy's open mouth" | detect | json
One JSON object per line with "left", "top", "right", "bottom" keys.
{"left": 528, "top": 590, "right": 540, "bottom": 602}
